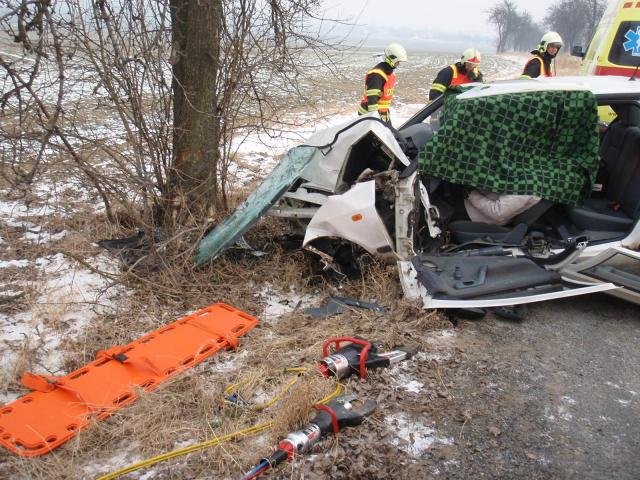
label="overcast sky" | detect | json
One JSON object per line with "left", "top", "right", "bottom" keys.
{"left": 320, "top": 0, "right": 568, "bottom": 51}
{"left": 328, "top": 0, "right": 560, "bottom": 35}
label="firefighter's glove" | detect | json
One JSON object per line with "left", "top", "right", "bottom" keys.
{"left": 379, "top": 111, "right": 391, "bottom": 124}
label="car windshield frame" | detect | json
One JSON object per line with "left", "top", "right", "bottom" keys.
{"left": 196, "top": 145, "right": 316, "bottom": 265}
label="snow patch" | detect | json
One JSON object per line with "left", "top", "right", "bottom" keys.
{"left": 403, "top": 380, "right": 424, "bottom": 393}
{"left": 84, "top": 447, "right": 144, "bottom": 479}
{"left": 0, "top": 390, "right": 21, "bottom": 404}
{"left": 0, "top": 259, "right": 30, "bottom": 268}
{"left": 551, "top": 395, "right": 576, "bottom": 421}
{"left": 557, "top": 404, "right": 573, "bottom": 421}
{"left": 386, "top": 413, "right": 453, "bottom": 456}
{"left": 0, "top": 199, "right": 57, "bottom": 220}
{"left": 418, "top": 350, "right": 452, "bottom": 363}
{"left": 389, "top": 360, "right": 426, "bottom": 393}
{"left": 0, "top": 252, "right": 129, "bottom": 375}
{"left": 544, "top": 406, "right": 556, "bottom": 421}
{"left": 255, "top": 284, "right": 321, "bottom": 323}
{"left": 138, "top": 470, "right": 159, "bottom": 480}
{"left": 173, "top": 438, "right": 197, "bottom": 450}
{"left": 5, "top": 218, "right": 37, "bottom": 229}
{"left": 536, "top": 456, "right": 552, "bottom": 467}
{"left": 419, "top": 330, "right": 457, "bottom": 362}
{"left": 213, "top": 350, "right": 249, "bottom": 372}
{"left": 23, "top": 229, "right": 67, "bottom": 244}
{"left": 436, "top": 330, "right": 457, "bottom": 338}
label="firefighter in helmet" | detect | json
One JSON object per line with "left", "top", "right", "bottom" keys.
{"left": 358, "top": 42, "right": 408, "bottom": 124}
{"left": 428, "top": 48, "right": 484, "bottom": 101}
{"left": 521, "top": 31, "right": 563, "bottom": 78}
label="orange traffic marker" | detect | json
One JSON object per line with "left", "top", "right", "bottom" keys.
{"left": 0, "top": 303, "right": 258, "bottom": 457}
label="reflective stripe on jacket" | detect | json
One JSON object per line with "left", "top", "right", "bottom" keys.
{"left": 449, "top": 64, "right": 477, "bottom": 86}
{"left": 431, "top": 64, "right": 477, "bottom": 96}
{"left": 521, "top": 55, "right": 553, "bottom": 79}
{"left": 358, "top": 68, "right": 397, "bottom": 114}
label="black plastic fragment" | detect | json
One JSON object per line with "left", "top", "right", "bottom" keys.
{"left": 304, "top": 296, "right": 385, "bottom": 318}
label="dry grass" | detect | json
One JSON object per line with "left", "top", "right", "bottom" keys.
{"left": 0, "top": 187, "right": 449, "bottom": 478}
{"left": 0, "top": 46, "right": 584, "bottom": 475}
{"left": 0, "top": 45, "right": 488, "bottom": 478}
{"left": 2, "top": 181, "right": 454, "bottom": 477}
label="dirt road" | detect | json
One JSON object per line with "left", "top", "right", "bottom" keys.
{"left": 428, "top": 294, "right": 640, "bottom": 479}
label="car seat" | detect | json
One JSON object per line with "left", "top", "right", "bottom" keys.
{"left": 568, "top": 124, "right": 640, "bottom": 232}
{"left": 447, "top": 200, "right": 553, "bottom": 245}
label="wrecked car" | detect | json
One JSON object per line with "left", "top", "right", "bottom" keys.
{"left": 197, "top": 76, "right": 640, "bottom": 308}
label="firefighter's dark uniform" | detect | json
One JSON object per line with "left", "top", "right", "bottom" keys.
{"left": 358, "top": 62, "right": 396, "bottom": 123}
{"left": 428, "top": 62, "right": 483, "bottom": 101}
{"left": 521, "top": 51, "right": 554, "bottom": 78}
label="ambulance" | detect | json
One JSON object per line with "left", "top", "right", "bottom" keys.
{"left": 572, "top": 0, "right": 640, "bottom": 77}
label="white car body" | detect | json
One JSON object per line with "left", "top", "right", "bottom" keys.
{"left": 198, "top": 76, "right": 640, "bottom": 308}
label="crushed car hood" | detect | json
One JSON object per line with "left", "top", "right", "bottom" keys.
{"left": 196, "top": 117, "right": 408, "bottom": 265}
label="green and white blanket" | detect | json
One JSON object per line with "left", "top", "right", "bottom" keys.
{"left": 419, "top": 89, "right": 599, "bottom": 205}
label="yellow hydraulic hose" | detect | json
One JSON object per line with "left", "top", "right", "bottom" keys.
{"left": 98, "top": 377, "right": 344, "bottom": 479}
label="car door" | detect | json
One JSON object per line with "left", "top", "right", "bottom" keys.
{"left": 399, "top": 251, "right": 619, "bottom": 309}
{"left": 561, "top": 246, "right": 640, "bottom": 305}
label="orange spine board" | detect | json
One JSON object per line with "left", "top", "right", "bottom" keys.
{"left": 0, "top": 303, "right": 258, "bottom": 457}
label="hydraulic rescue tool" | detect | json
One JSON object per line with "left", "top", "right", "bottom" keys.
{"left": 317, "top": 336, "right": 415, "bottom": 380}
{"left": 241, "top": 394, "right": 376, "bottom": 479}
{"left": 225, "top": 337, "right": 415, "bottom": 410}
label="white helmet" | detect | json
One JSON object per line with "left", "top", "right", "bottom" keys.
{"left": 384, "top": 43, "right": 408, "bottom": 67}
{"left": 539, "top": 31, "right": 564, "bottom": 53}
{"left": 461, "top": 48, "right": 481, "bottom": 65}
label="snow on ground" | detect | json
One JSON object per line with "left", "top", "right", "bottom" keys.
{"left": 23, "top": 228, "right": 68, "bottom": 244}
{"left": 0, "top": 193, "right": 129, "bottom": 405}
{"left": 0, "top": 199, "right": 57, "bottom": 221}
{"left": 82, "top": 446, "right": 145, "bottom": 479}
{"left": 397, "top": 375, "right": 424, "bottom": 394}
{"left": 484, "top": 53, "right": 528, "bottom": 81}
{"left": 255, "top": 283, "right": 323, "bottom": 324}
{"left": 0, "top": 259, "right": 29, "bottom": 268}
{"left": 389, "top": 328, "right": 458, "bottom": 395}
{"left": 0, "top": 52, "right": 524, "bottom": 475}
{"left": 211, "top": 349, "right": 249, "bottom": 373}
{"left": 385, "top": 412, "right": 454, "bottom": 456}
{"left": 0, "top": 251, "right": 128, "bottom": 402}
{"left": 421, "top": 329, "right": 458, "bottom": 363}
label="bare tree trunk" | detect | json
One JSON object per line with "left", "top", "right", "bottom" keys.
{"left": 585, "top": 0, "right": 605, "bottom": 45}
{"left": 489, "top": 0, "right": 517, "bottom": 53}
{"left": 1, "top": 0, "right": 338, "bottom": 251}
{"left": 168, "top": 0, "right": 221, "bottom": 226}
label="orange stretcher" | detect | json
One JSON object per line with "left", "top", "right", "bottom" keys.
{"left": 0, "top": 302, "right": 258, "bottom": 457}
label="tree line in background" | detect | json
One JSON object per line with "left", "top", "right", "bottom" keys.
{"left": 488, "top": 0, "right": 606, "bottom": 53}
